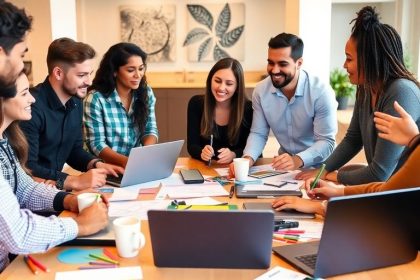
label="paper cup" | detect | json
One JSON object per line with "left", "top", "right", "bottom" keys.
{"left": 234, "top": 158, "right": 250, "bottom": 181}
{"left": 77, "top": 193, "right": 100, "bottom": 212}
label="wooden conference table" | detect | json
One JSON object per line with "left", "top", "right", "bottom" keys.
{"left": 1, "top": 158, "right": 419, "bottom": 280}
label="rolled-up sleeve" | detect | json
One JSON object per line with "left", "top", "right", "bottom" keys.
{"left": 143, "top": 87, "right": 159, "bottom": 140}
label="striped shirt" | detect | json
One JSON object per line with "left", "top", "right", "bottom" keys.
{"left": 84, "top": 86, "right": 159, "bottom": 156}
{"left": 0, "top": 138, "right": 78, "bottom": 272}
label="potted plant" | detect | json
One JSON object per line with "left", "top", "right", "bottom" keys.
{"left": 330, "top": 68, "right": 355, "bottom": 110}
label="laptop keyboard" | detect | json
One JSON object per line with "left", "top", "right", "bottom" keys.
{"left": 106, "top": 174, "right": 123, "bottom": 184}
{"left": 296, "top": 254, "right": 317, "bottom": 269}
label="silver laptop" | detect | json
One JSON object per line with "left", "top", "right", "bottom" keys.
{"left": 106, "top": 140, "right": 184, "bottom": 187}
{"left": 148, "top": 210, "right": 274, "bottom": 269}
{"left": 272, "top": 187, "right": 420, "bottom": 278}
{"left": 243, "top": 202, "right": 315, "bottom": 220}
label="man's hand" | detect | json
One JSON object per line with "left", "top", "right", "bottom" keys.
{"left": 272, "top": 154, "right": 303, "bottom": 170}
{"left": 95, "top": 162, "right": 124, "bottom": 177}
{"left": 64, "top": 168, "right": 108, "bottom": 191}
{"left": 73, "top": 202, "right": 108, "bottom": 236}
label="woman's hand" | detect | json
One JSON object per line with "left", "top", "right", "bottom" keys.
{"left": 201, "top": 145, "right": 214, "bottom": 161}
{"left": 216, "top": 148, "right": 235, "bottom": 164}
{"left": 272, "top": 196, "right": 324, "bottom": 216}
{"left": 304, "top": 178, "right": 344, "bottom": 199}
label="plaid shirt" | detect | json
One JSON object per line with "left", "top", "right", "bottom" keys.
{"left": 84, "top": 86, "right": 159, "bottom": 156}
{"left": 0, "top": 139, "right": 77, "bottom": 271}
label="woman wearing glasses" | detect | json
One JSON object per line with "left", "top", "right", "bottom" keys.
{"left": 84, "top": 43, "right": 158, "bottom": 167}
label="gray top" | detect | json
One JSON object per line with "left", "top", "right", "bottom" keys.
{"left": 325, "top": 79, "right": 420, "bottom": 185}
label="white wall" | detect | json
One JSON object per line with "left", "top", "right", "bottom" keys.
{"left": 330, "top": 2, "right": 396, "bottom": 72}
{"left": 77, "top": 0, "right": 285, "bottom": 75}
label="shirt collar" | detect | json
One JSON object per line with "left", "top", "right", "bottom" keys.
{"left": 43, "top": 77, "right": 76, "bottom": 111}
{"left": 270, "top": 70, "right": 307, "bottom": 98}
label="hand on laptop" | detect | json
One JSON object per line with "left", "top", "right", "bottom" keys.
{"left": 304, "top": 178, "right": 344, "bottom": 199}
{"left": 64, "top": 168, "right": 108, "bottom": 191}
{"left": 95, "top": 161, "right": 125, "bottom": 177}
{"left": 272, "top": 196, "right": 325, "bottom": 216}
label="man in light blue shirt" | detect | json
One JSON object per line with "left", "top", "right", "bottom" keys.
{"left": 242, "top": 33, "right": 337, "bottom": 170}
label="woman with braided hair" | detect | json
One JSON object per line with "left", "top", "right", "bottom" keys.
{"left": 297, "top": 6, "right": 420, "bottom": 185}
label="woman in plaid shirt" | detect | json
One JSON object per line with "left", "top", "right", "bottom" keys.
{"left": 84, "top": 43, "right": 158, "bottom": 168}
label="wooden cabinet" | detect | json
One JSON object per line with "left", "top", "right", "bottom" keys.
{"left": 154, "top": 87, "right": 254, "bottom": 156}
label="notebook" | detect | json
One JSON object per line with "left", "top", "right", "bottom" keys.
{"left": 148, "top": 210, "right": 274, "bottom": 269}
{"left": 272, "top": 187, "right": 420, "bottom": 278}
{"left": 243, "top": 202, "right": 315, "bottom": 219}
{"left": 106, "top": 140, "right": 184, "bottom": 187}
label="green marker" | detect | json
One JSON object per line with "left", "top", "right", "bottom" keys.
{"left": 310, "top": 164, "right": 326, "bottom": 190}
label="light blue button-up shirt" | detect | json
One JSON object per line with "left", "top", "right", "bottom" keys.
{"left": 243, "top": 70, "right": 337, "bottom": 167}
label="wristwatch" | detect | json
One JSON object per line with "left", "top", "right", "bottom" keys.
{"left": 56, "top": 173, "right": 68, "bottom": 190}
{"left": 93, "top": 159, "right": 105, "bottom": 168}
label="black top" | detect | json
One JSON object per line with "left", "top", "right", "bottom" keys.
{"left": 187, "top": 95, "right": 253, "bottom": 161}
{"left": 20, "top": 77, "right": 96, "bottom": 182}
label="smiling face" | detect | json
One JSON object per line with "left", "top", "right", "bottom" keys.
{"left": 211, "top": 68, "right": 237, "bottom": 105}
{"left": 3, "top": 73, "right": 34, "bottom": 124}
{"left": 60, "top": 59, "right": 94, "bottom": 99}
{"left": 267, "top": 47, "right": 301, "bottom": 90}
{"left": 115, "top": 55, "right": 146, "bottom": 92}
{"left": 344, "top": 37, "right": 363, "bottom": 85}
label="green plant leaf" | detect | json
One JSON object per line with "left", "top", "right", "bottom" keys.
{"left": 219, "top": 25, "right": 244, "bottom": 47}
{"left": 215, "top": 3, "right": 231, "bottom": 37}
{"left": 330, "top": 68, "right": 355, "bottom": 98}
{"left": 183, "top": 28, "right": 209, "bottom": 46}
{"left": 213, "top": 44, "right": 230, "bottom": 61}
{"left": 187, "top": 5, "right": 213, "bottom": 31}
{"left": 198, "top": 37, "right": 213, "bottom": 61}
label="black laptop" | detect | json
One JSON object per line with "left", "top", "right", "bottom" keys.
{"left": 148, "top": 210, "right": 274, "bottom": 269}
{"left": 272, "top": 187, "right": 420, "bottom": 278}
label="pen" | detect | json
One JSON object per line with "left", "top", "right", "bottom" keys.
{"left": 310, "top": 163, "right": 326, "bottom": 190}
{"left": 208, "top": 134, "right": 213, "bottom": 167}
{"left": 24, "top": 256, "right": 39, "bottom": 275}
{"left": 229, "top": 185, "right": 234, "bottom": 198}
{"left": 263, "top": 182, "right": 287, "bottom": 188}
{"left": 27, "top": 255, "right": 50, "bottom": 272}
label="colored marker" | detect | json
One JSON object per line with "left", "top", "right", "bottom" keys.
{"left": 27, "top": 255, "right": 50, "bottom": 272}
{"left": 310, "top": 164, "right": 326, "bottom": 190}
{"left": 24, "top": 256, "right": 39, "bottom": 275}
{"left": 103, "top": 248, "right": 118, "bottom": 261}
{"left": 89, "top": 253, "right": 119, "bottom": 265}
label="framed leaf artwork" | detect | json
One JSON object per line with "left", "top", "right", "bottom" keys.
{"left": 184, "top": 3, "right": 245, "bottom": 62}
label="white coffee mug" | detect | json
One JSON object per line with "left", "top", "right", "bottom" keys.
{"left": 113, "top": 216, "right": 145, "bottom": 258}
{"left": 233, "top": 158, "right": 250, "bottom": 181}
{"left": 77, "top": 192, "right": 100, "bottom": 212}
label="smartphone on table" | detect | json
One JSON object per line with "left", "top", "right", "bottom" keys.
{"left": 180, "top": 169, "right": 205, "bottom": 184}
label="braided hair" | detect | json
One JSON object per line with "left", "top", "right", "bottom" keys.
{"left": 350, "top": 6, "right": 419, "bottom": 104}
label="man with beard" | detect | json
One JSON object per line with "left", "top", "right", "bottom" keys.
{"left": 20, "top": 38, "right": 123, "bottom": 191}
{"left": 241, "top": 33, "right": 337, "bottom": 170}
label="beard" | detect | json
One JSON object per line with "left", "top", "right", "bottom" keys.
{"left": 62, "top": 83, "right": 88, "bottom": 99}
{"left": 270, "top": 72, "right": 294, "bottom": 89}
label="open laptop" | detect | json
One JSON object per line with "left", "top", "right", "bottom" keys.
{"left": 272, "top": 187, "right": 420, "bottom": 278}
{"left": 106, "top": 140, "right": 184, "bottom": 187}
{"left": 148, "top": 210, "right": 274, "bottom": 269}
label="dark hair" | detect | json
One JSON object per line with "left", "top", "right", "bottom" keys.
{"left": 268, "top": 32, "right": 304, "bottom": 61}
{"left": 46, "top": 37, "right": 96, "bottom": 74}
{"left": 0, "top": 72, "right": 29, "bottom": 170}
{"left": 350, "top": 6, "right": 419, "bottom": 103}
{"left": 0, "top": 1, "right": 32, "bottom": 53}
{"left": 201, "top": 57, "right": 246, "bottom": 145}
{"left": 90, "top": 42, "right": 149, "bottom": 135}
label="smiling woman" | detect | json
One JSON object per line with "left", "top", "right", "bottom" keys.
{"left": 84, "top": 42, "right": 158, "bottom": 168}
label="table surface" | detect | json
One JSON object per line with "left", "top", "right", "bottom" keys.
{"left": 1, "top": 158, "right": 419, "bottom": 280}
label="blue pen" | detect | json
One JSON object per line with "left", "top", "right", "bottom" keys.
{"left": 208, "top": 134, "right": 213, "bottom": 167}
